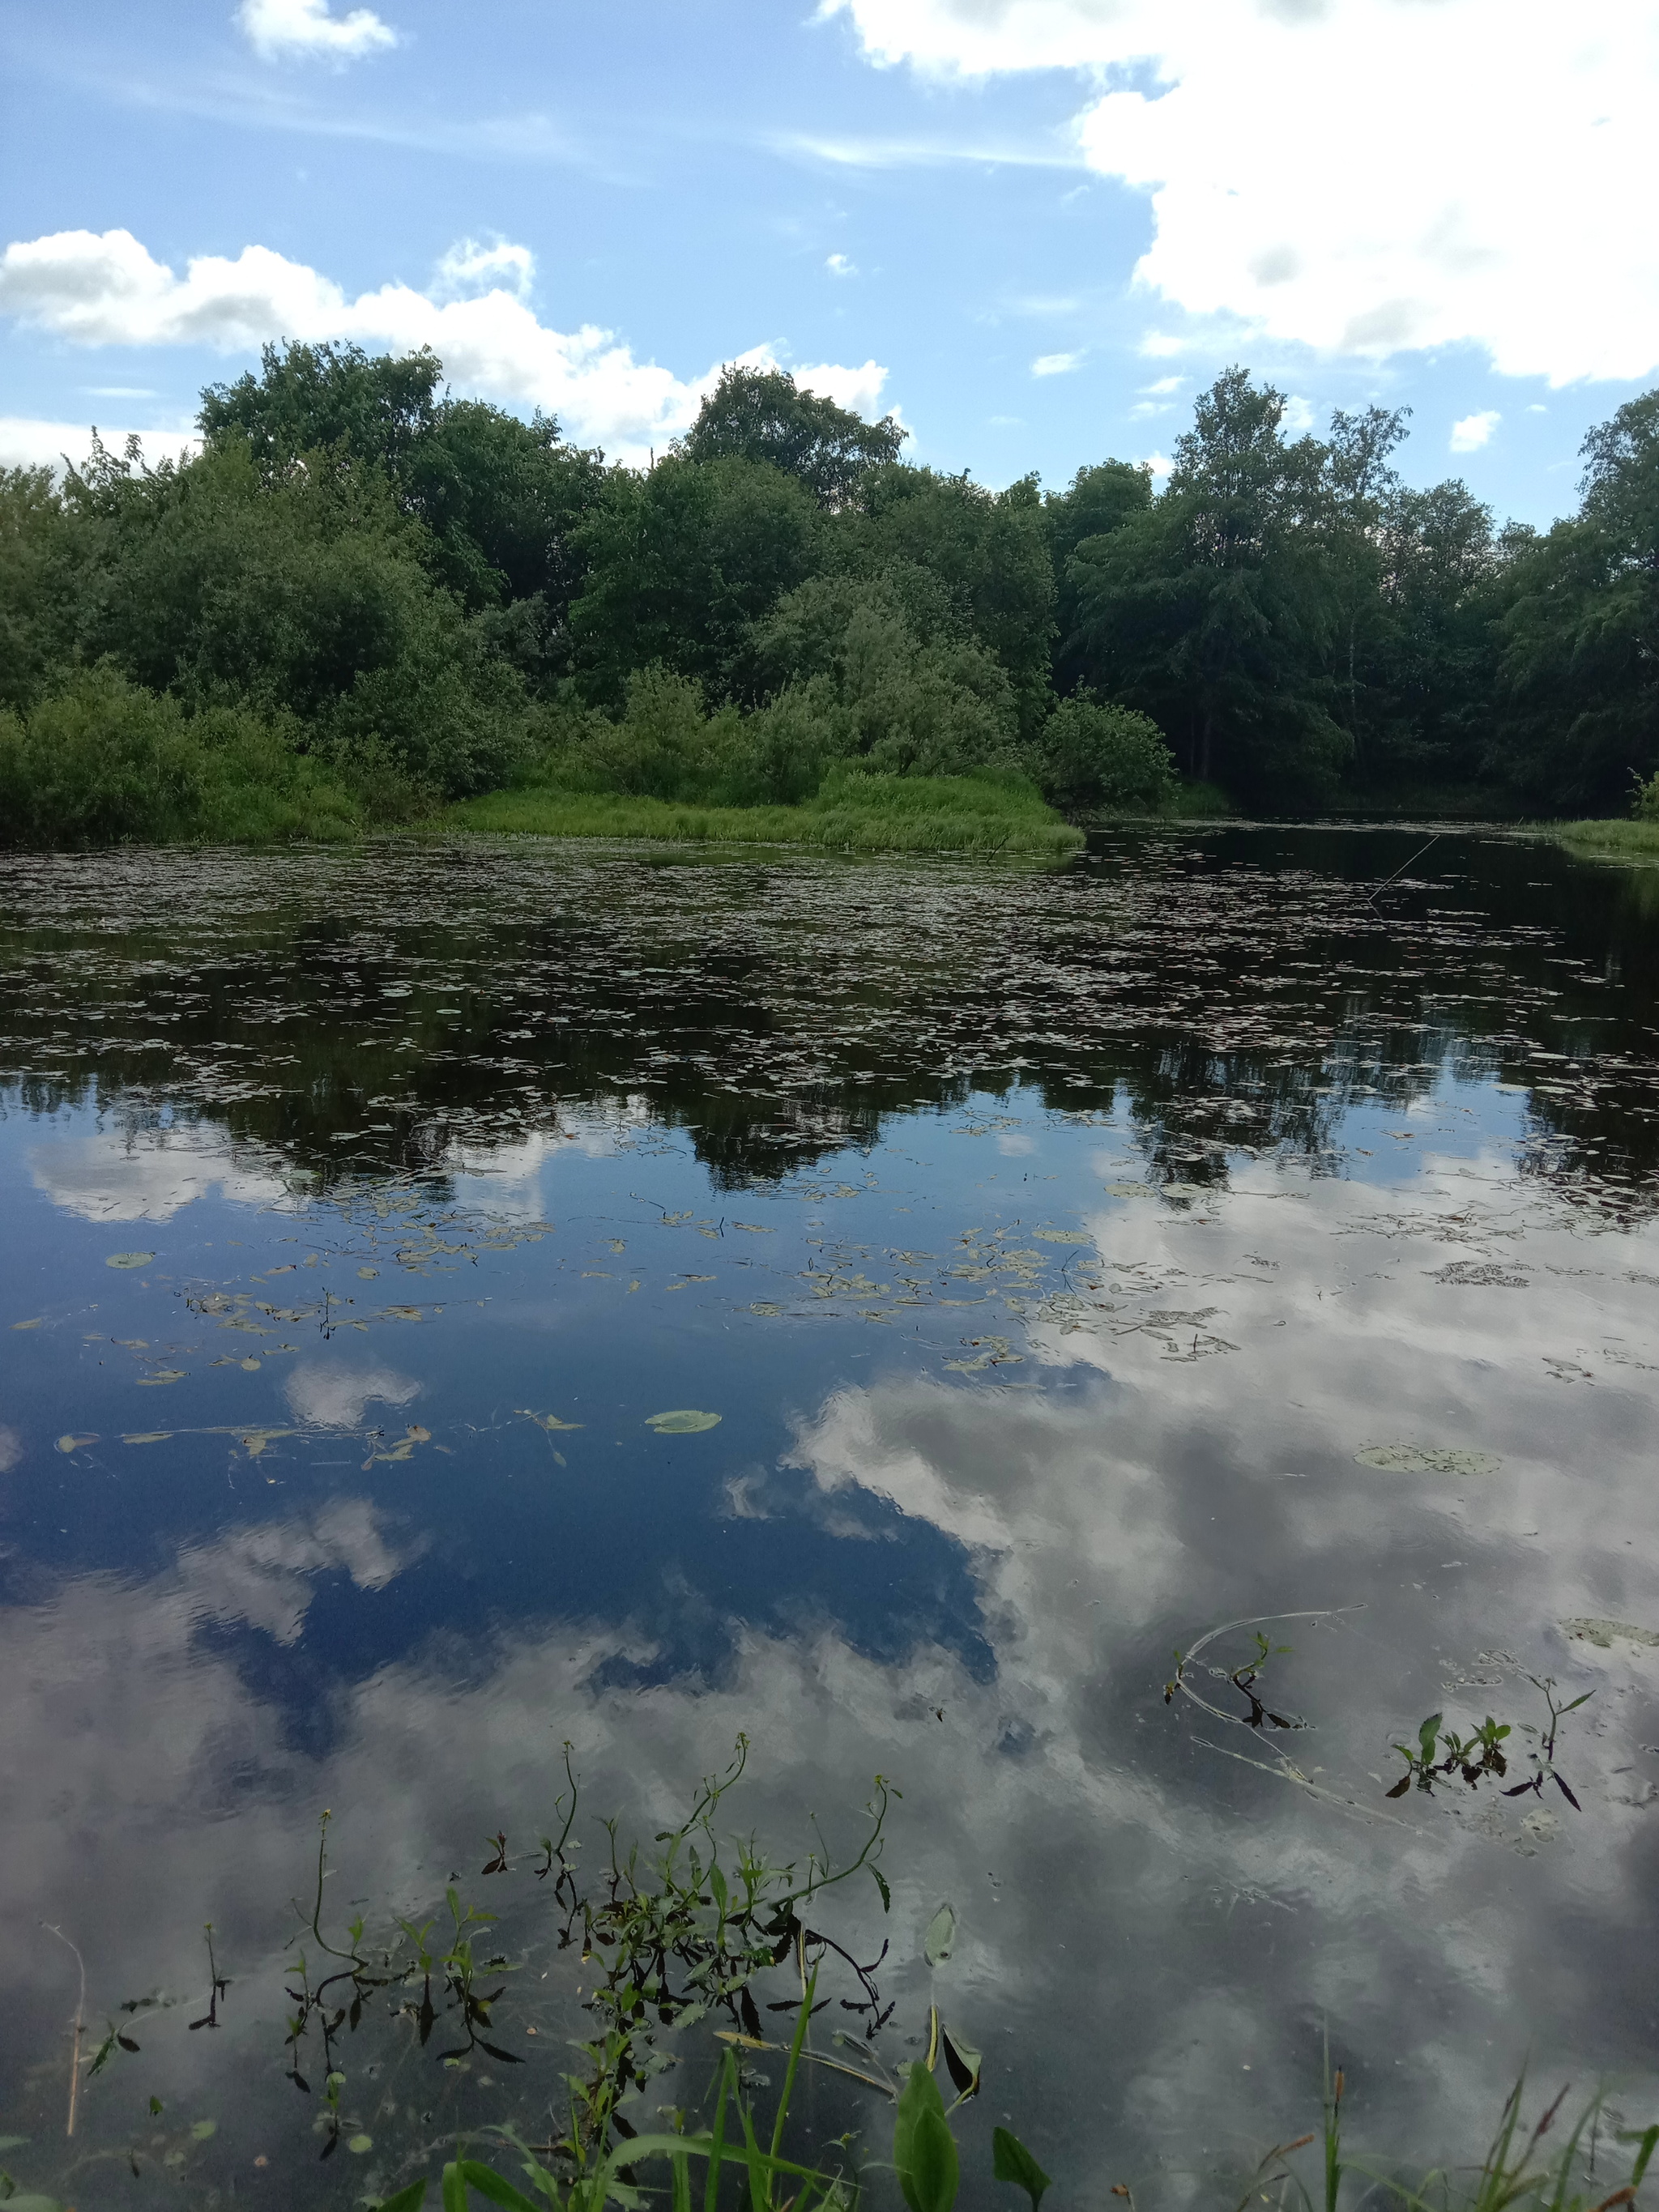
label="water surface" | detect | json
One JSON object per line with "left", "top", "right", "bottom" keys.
{"left": 2, "top": 826, "right": 1657, "bottom": 2206}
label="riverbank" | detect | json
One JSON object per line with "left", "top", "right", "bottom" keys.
{"left": 1547, "top": 817, "right": 1659, "bottom": 859}
{"left": 443, "top": 773, "right": 1088, "bottom": 856}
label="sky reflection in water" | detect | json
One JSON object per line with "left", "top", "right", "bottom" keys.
{"left": 1, "top": 827, "right": 1657, "bottom": 2206}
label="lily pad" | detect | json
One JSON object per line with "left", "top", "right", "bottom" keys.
{"left": 106, "top": 1252, "right": 154, "bottom": 1269}
{"left": 348, "top": 2133, "right": 374, "bottom": 2154}
{"left": 137, "top": 1370, "right": 187, "bottom": 1386}
{"left": 924, "top": 1901, "right": 957, "bottom": 1967}
{"left": 646, "top": 1409, "right": 722, "bottom": 1434}
{"left": 190, "top": 2119, "right": 217, "bottom": 2141}
{"left": 11, "top": 1318, "right": 42, "bottom": 1330}
{"left": 1562, "top": 1617, "right": 1659, "bottom": 1650}
{"left": 1032, "top": 1230, "right": 1092, "bottom": 1245}
{"left": 55, "top": 1433, "right": 98, "bottom": 1454}
{"left": 1104, "top": 1182, "right": 1154, "bottom": 1198}
{"left": 1354, "top": 1443, "right": 1502, "bottom": 1476}
{"left": 122, "top": 1432, "right": 173, "bottom": 1446}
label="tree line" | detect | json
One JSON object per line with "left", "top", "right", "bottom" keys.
{"left": 1, "top": 339, "right": 1655, "bottom": 843}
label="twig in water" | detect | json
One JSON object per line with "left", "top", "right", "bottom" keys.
{"left": 42, "top": 1921, "right": 87, "bottom": 2137}
{"left": 1364, "top": 833, "right": 1441, "bottom": 904}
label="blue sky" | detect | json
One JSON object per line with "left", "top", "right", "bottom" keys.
{"left": 2, "top": 0, "right": 1654, "bottom": 526}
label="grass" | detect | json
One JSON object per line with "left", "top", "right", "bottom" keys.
{"left": 1546, "top": 818, "right": 1659, "bottom": 859}
{"left": 442, "top": 773, "right": 1086, "bottom": 857}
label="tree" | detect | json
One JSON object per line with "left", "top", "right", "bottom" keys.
{"left": 568, "top": 454, "right": 821, "bottom": 705}
{"left": 678, "top": 365, "right": 906, "bottom": 509}
{"left": 1067, "top": 369, "right": 1344, "bottom": 799}
{"left": 1045, "top": 461, "right": 1152, "bottom": 696}
{"left": 1491, "top": 390, "right": 1659, "bottom": 808}
{"left": 847, "top": 467, "right": 1056, "bottom": 739}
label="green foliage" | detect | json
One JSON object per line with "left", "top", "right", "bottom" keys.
{"left": 1038, "top": 695, "right": 1177, "bottom": 813}
{"left": 678, "top": 364, "right": 906, "bottom": 507}
{"left": 0, "top": 667, "right": 360, "bottom": 848}
{"left": 1495, "top": 389, "right": 1659, "bottom": 809}
{"left": 8, "top": 339, "right": 1659, "bottom": 842}
{"left": 569, "top": 455, "right": 821, "bottom": 705}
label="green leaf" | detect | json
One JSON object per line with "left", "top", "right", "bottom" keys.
{"left": 190, "top": 2120, "right": 217, "bottom": 2142}
{"left": 1418, "top": 1714, "right": 1443, "bottom": 1759}
{"left": 645, "top": 1410, "right": 722, "bottom": 1434}
{"left": 940, "top": 2025, "right": 982, "bottom": 2102}
{"left": 992, "top": 2126, "right": 1051, "bottom": 2212}
{"left": 923, "top": 1903, "right": 956, "bottom": 1967}
{"left": 442, "top": 2163, "right": 469, "bottom": 2212}
{"left": 374, "top": 2183, "right": 430, "bottom": 2212}
{"left": 456, "top": 2161, "right": 546, "bottom": 2212}
{"left": 872, "top": 1865, "right": 892, "bottom": 1912}
{"left": 895, "top": 2061, "right": 950, "bottom": 2212}
{"left": 105, "top": 1252, "right": 155, "bottom": 1269}
{"left": 349, "top": 2135, "right": 375, "bottom": 2154}
{"left": 906, "top": 2108, "right": 959, "bottom": 2212}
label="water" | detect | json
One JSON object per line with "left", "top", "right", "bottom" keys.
{"left": 2, "top": 826, "right": 1657, "bottom": 2206}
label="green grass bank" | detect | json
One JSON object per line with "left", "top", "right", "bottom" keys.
{"left": 1547, "top": 817, "right": 1659, "bottom": 859}
{"left": 444, "top": 771, "right": 1087, "bottom": 856}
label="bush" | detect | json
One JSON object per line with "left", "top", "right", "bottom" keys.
{"left": 0, "top": 667, "right": 361, "bottom": 848}
{"left": 1038, "top": 695, "right": 1176, "bottom": 812}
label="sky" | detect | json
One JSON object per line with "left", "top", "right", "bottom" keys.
{"left": 1, "top": 0, "right": 1656, "bottom": 526}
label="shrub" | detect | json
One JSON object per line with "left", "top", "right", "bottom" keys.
{"left": 1038, "top": 694, "right": 1176, "bottom": 812}
{"left": 0, "top": 666, "right": 360, "bottom": 848}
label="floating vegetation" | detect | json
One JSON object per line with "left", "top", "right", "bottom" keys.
{"left": 1354, "top": 1443, "right": 1503, "bottom": 1475}
{"left": 1388, "top": 1677, "right": 1592, "bottom": 1809}
{"left": 646, "top": 1409, "right": 723, "bottom": 1433}
{"left": 104, "top": 1252, "right": 153, "bottom": 1269}
{"left": 1562, "top": 1617, "right": 1659, "bottom": 1650}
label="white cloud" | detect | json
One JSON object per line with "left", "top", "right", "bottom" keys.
{"left": 433, "top": 237, "right": 534, "bottom": 302}
{"left": 237, "top": 0, "right": 398, "bottom": 63}
{"left": 284, "top": 1360, "right": 420, "bottom": 1430}
{"left": 1141, "top": 449, "right": 1172, "bottom": 478}
{"left": 1031, "top": 349, "right": 1082, "bottom": 376}
{"left": 1450, "top": 408, "right": 1501, "bottom": 452}
{"left": 0, "top": 229, "right": 893, "bottom": 459}
{"left": 28, "top": 1121, "right": 291, "bottom": 1221}
{"left": 825, "top": 0, "right": 1659, "bottom": 384}
{"left": 1140, "top": 374, "right": 1182, "bottom": 395}
{"left": 825, "top": 252, "right": 858, "bottom": 277}
{"left": 0, "top": 416, "right": 199, "bottom": 474}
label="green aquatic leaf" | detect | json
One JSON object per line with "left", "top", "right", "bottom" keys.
{"left": 122, "top": 1432, "right": 173, "bottom": 1446}
{"left": 992, "top": 2126, "right": 1051, "bottom": 2212}
{"left": 136, "top": 1370, "right": 187, "bottom": 1387}
{"left": 1354, "top": 1443, "right": 1502, "bottom": 1475}
{"left": 517, "top": 1409, "right": 583, "bottom": 1431}
{"left": 11, "top": 1319, "right": 42, "bottom": 1330}
{"left": 105, "top": 1253, "right": 154, "bottom": 1269}
{"left": 894, "top": 2065, "right": 957, "bottom": 2212}
{"left": 1031, "top": 1230, "right": 1091, "bottom": 1244}
{"left": 348, "top": 2134, "right": 374, "bottom": 2154}
{"left": 1104, "top": 1182, "right": 1154, "bottom": 1198}
{"left": 923, "top": 1901, "right": 956, "bottom": 1967}
{"left": 645, "top": 1409, "right": 722, "bottom": 1434}
{"left": 190, "top": 2120, "right": 217, "bottom": 2141}
{"left": 55, "top": 1434, "right": 98, "bottom": 1454}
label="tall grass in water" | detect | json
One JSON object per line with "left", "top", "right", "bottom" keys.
{"left": 8, "top": 1745, "right": 1653, "bottom": 2212}
{"left": 1548, "top": 820, "right": 1659, "bottom": 860}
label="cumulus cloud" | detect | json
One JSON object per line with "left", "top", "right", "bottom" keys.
{"left": 1031, "top": 348, "right": 1082, "bottom": 376}
{"left": 284, "top": 1361, "right": 421, "bottom": 1429}
{"left": 237, "top": 0, "right": 398, "bottom": 63}
{"left": 0, "top": 229, "right": 894, "bottom": 458}
{"left": 29, "top": 1121, "right": 292, "bottom": 1221}
{"left": 1451, "top": 408, "right": 1501, "bottom": 452}
{"left": 825, "top": 252, "right": 857, "bottom": 277}
{"left": 825, "top": 0, "right": 1659, "bottom": 383}
{"left": 0, "top": 416, "right": 199, "bottom": 473}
